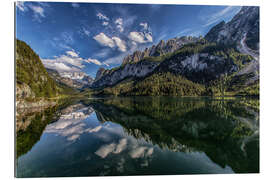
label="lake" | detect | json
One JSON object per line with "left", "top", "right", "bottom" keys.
{"left": 16, "top": 97, "right": 259, "bottom": 177}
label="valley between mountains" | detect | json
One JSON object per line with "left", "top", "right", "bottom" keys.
{"left": 16, "top": 6, "right": 259, "bottom": 109}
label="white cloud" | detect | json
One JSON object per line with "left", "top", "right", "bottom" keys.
{"left": 97, "top": 12, "right": 109, "bottom": 21}
{"left": 131, "top": 41, "right": 137, "bottom": 46}
{"left": 85, "top": 58, "right": 110, "bottom": 67}
{"left": 42, "top": 59, "right": 81, "bottom": 72}
{"left": 93, "top": 33, "right": 126, "bottom": 52}
{"left": 42, "top": 50, "right": 85, "bottom": 72}
{"left": 115, "top": 18, "right": 123, "bottom": 25}
{"left": 29, "top": 5, "right": 45, "bottom": 18}
{"left": 52, "top": 62, "right": 72, "bottom": 71}
{"left": 16, "top": 2, "right": 27, "bottom": 12}
{"left": 145, "top": 33, "right": 153, "bottom": 43}
{"left": 71, "top": 3, "right": 80, "bottom": 8}
{"left": 115, "top": 18, "right": 124, "bottom": 32}
{"left": 85, "top": 58, "right": 102, "bottom": 66}
{"left": 16, "top": 2, "right": 51, "bottom": 22}
{"left": 93, "top": 32, "right": 115, "bottom": 48}
{"left": 102, "top": 21, "right": 109, "bottom": 26}
{"left": 66, "top": 50, "right": 79, "bottom": 57}
{"left": 140, "top": 22, "right": 148, "bottom": 30}
{"left": 128, "top": 32, "right": 145, "bottom": 43}
{"left": 103, "top": 62, "right": 110, "bottom": 67}
{"left": 43, "top": 48, "right": 108, "bottom": 71}
{"left": 112, "top": 37, "right": 126, "bottom": 52}
{"left": 116, "top": 25, "right": 124, "bottom": 33}
{"left": 128, "top": 32, "right": 153, "bottom": 43}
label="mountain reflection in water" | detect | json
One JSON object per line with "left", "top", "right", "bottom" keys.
{"left": 16, "top": 97, "right": 259, "bottom": 177}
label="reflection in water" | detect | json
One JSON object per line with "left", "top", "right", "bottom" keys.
{"left": 16, "top": 97, "right": 259, "bottom": 177}
{"left": 45, "top": 104, "right": 95, "bottom": 141}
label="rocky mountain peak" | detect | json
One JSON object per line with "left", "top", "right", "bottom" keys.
{"left": 95, "top": 67, "right": 107, "bottom": 80}
{"left": 205, "top": 6, "right": 259, "bottom": 51}
{"left": 121, "top": 36, "right": 199, "bottom": 65}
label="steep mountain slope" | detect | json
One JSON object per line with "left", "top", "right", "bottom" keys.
{"left": 92, "top": 36, "right": 199, "bottom": 88}
{"left": 205, "top": 6, "right": 259, "bottom": 88}
{"left": 91, "top": 6, "right": 259, "bottom": 97}
{"left": 92, "top": 59, "right": 160, "bottom": 88}
{"left": 16, "top": 39, "right": 60, "bottom": 100}
{"left": 205, "top": 6, "right": 259, "bottom": 52}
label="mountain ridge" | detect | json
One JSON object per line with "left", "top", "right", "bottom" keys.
{"left": 90, "top": 6, "right": 259, "bottom": 97}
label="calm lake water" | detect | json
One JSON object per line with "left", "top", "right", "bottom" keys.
{"left": 16, "top": 97, "right": 259, "bottom": 177}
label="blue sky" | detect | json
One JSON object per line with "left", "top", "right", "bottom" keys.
{"left": 16, "top": 1, "right": 241, "bottom": 78}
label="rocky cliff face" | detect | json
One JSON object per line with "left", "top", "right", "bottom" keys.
{"left": 155, "top": 49, "right": 243, "bottom": 84}
{"left": 122, "top": 36, "right": 199, "bottom": 65}
{"left": 92, "top": 60, "right": 159, "bottom": 88}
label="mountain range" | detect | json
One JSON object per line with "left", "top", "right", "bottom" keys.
{"left": 91, "top": 6, "right": 259, "bottom": 97}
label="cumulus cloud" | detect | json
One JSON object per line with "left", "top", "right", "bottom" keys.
{"left": 42, "top": 55, "right": 84, "bottom": 72}
{"left": 42, "top": 49, "right": 106, "bottom": 72}
{"left": 128, "top": 32, "right": 145, "bottom": 43}
{"left": 51, "top": 62, "right": 72, "bottom": 71}
{"left": 97, "top": 12, "right": 109, "bottom": 21}
{"left": 128, "top": 32, "right": 153, "bottom": 43}
{"left": 93, "top": 33, "right": 115, "bottom": 48}
{"left": 140, "top": 22, "right": 148, "bottom": 30}
{"left": 115, "top": 18, "right": 124, "bottom": 32}
{"left": 112, "top": 37, "right": 126, "bottom": 52}
{"left": 93, "top": 33, "right": 127, "bottom": 52}
{"left": 66, "top": 50, "right": 79, "bottom": 57}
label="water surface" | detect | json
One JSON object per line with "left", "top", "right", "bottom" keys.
{"left": 16, "top": 97, "right": 259, "bottom": 177}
